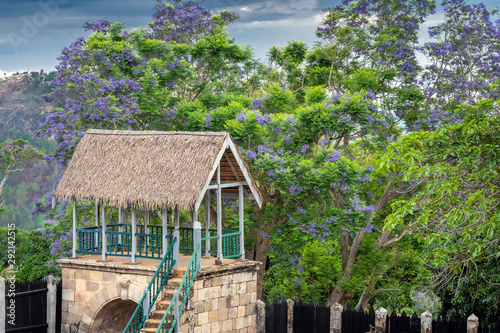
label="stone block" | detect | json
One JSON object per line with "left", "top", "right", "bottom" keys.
{"left": 204, "top": 300, "right": 213, "bottom": 312}
{"left": 204, "top": 279, "right": 212, "bottom": 288}
{"left": 210, "top": 298, "right": 219, "bottom": 311}
{"left": 236, "top": 317, "right": 246, "bottom": 329}
{"left": 101, "top": 288, "right": 110, "bottom": 301}
{"left": 81, "top": 313, "right": 92, "bottom": 326}
{"left": 248, "top": 325, "right": 257, "bottom": 333}
{"left": 62, "top": 268, "right": 75, "bottom": 279}
{"left": 238, "top": 305, "right": 246, "bottom": 317}
{"left": 102, "top": 272, "right": 115, "bottom": 282}
{"left": 212, "top": 276, "right": 222, "bottom": 286}
{"left": 222, "top": 275, "right": 233, "bottom": 285}
{"left": 247, "top": 280, "right": 257, "bottom": 293}
{"left": 194, "top": 280, "right": 204, "bottom": 289}
{"left": 250, "top": 292, "right": 257, "bottom": 303}
{"left": 198, "top": 312, "right": 209, "bottom": 325}
{"left": 210, "top": 321, "right": 220, "bottom": 332}
{"left": 244, "top": 271, "right": 254, "bottom": 282}
{"left": 75, "top": 291, "right": 85, "bottom": 302}
{"left": 62, "top": 289, "right": 74, "bottom": 302}
{"left": 195, "top": 300, "right": 204, "bottom": 313}
{"left": 86, "top": 281, "right": 99, "bottom": 292}
{"left": 218, "top": 307, "right": 228, "bottom": 321}
{"left": 89, "top": 271, "right": 103, "bottom": 281}
{"left": 230, "top": 295, "right": 240, "bottom": 307}
{"left": 234, "top": 273, "right": 243, "bottom": 283}
{"left": 74, "top": 269, "right": 89, "bottom": 279}
{"left": 245, "top": 304, "right": 256, "bottom": 316}
{"left": 194, "top": 327, "right": 202, "bottom": 333}
{"left": 201, "top": 323, "right": 211, "bottom": 333}
{"left": 229, "top": 307, "right": 238, "bottom": 319}
{"left": 62, "top": 301, "right": 68, "bottom": 312}
{"left": 63, "top": 278, "right": 75, "bottom": 290}
{"left": 240, "top": 293, "right": 251, "bottom": 306}
{"left": 89, "top": 297, "right": 100, "bottom": 312}
{"left": 221, "top": 319, "right": 234, "bottom": 332}
{"left": 209, "top": 309, "right": 218, "bottom": 323}
{"left": 75, "top": 279, "right": 86, "bottom": 291}
{"left": 237, "top": 282, "right": 247, "bottom": 295}
{"left": 198, "top": 288, "right": 209, "bottom": 301}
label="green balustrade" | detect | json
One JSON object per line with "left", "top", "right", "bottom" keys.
{"left": 155, "top": 241, "right": 201, "bottom": 333}
{"left": 123, "top": 236, "right": 177, "bottom": 333}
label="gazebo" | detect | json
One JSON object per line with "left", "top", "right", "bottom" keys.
{"left": 55, "top": 129, "right": 262, "bottom": 264}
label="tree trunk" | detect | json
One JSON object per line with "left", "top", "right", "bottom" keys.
{"left": 254, "top": 232, "right": 271, "bottom": 300}
{"left": 326, "top": 285, "right": 354, "bottom": 307}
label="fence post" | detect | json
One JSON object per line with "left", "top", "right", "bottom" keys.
{"left": 174, "top": 205, "right": 180, "bottom": 269}
{"left": 143, "top": 287, "right": 150, "bottom": 321}
{"left": 375, "top": 308, "right": 387, "bottom": 333}
{"left": 330, "top": 303, "right": 343, "bottom": 333}
{"left": 173, "top": 288, "right": 180, "bottom": 332}
{"left": 194, "top": 221, "right": 202, "bottom": 268}
{"left": 0, "top": 276, "right": 5, "bottom": 332}
{"left": 46, "top": 276, "right": 57, "bottom": 333}
{"left": 467, "top": 314, "right": 478, "bottom": 333}
{"left": 256, "top": 299, "right": 266, "bottom": 333}
{"left": 287, "top": 299, "right": 294, "bottom": 333}
{"left": 421, "top": 311, "right": 432, "bottom": 333}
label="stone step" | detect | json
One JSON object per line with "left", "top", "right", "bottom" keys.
{"left": 139, "top": 328, "right": 158, "bottom": 333}
{"left": 149, "top": 309, "right": 168, "bottom": 320}
{"left": 144, "top": 319, "right": 162, "bottom": 328}
{"left": 155, "top": 299, "right": 172, "bottom": 311}
{"left": 165, "top": 277, "right": 182, "bottom": 289}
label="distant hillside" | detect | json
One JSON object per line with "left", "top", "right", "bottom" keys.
{"left": 0, "top": 71, "right": 54, "bottom": 134}
{"left": 0, "top": 71, "right": 58, "bottom": 230}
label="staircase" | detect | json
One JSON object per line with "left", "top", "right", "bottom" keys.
{"left": 140, "top": 268, "right": 186, "bottom": 333}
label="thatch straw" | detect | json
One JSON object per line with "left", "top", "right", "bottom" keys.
{"left": 55, "top": 130, "right": 260, "bottom": 210}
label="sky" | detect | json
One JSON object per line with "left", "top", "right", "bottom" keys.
{"left": 0, "top": 0, "right": 498, "bottom": 76}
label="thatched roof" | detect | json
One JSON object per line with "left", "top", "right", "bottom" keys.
{"left": 55, "top": 130, "right": 262, "bottom": 210}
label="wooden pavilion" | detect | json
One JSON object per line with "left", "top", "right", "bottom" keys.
{"left": 55, "top": 130, "right": 262, "bottom": 264}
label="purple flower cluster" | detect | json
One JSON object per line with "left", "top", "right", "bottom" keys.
{"left": 326, "top": 151, "right": 342, "bottom": 164}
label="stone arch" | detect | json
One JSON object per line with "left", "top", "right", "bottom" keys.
{"left": 79, "top": 283, "right": 144, "bottom": 333}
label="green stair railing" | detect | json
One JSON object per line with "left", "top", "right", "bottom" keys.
{"left": 155, "top": 228, "right": 202, "bottom": 333}
{"left": 123, "top": 236, "right": 177, "bottom": 333}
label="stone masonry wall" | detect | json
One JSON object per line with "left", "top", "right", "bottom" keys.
{"left": 58, "top": 258, "right": 156, "bottom": 333}
{"left": 178, "top": 260, "right": 261, "bottom": 333}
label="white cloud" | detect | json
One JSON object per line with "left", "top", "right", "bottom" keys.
{"left": 233, "top": 14, "right": 322, "bottom": 29}
{"left": 0, "top": 68, "right": 19, "bottom": 77}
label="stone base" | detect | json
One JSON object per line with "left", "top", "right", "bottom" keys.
{"left": 179, "top": 259, "right": 261, "bottom": 333}
{"left": 58, "top": 256, "right": 157, "bottom": 333}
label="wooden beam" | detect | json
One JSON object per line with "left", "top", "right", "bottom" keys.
{"left": 205, "top": 191, "right": 210, "bottom": 257}
{"left": 224, "top": 151, "right": 242, "bottom": 183}
{"left": 72, "top": 199, "right": 77, "bottom": 258}
{"left": 194, "top": 138, "right": 228, "bottom": 212}
{"left": 239, "top": 185, "right": 245, "bottom": 259}
{"left": 226, "top": 138, "right": 262, "bottom": 208}
{"left": 101, "top": 204, "right": 107, "bottom": 261}
{"left": 131, "top": 207, "right": 137, "bottom": 263}
{"left": 207, "top": 181, "right": 248, "bottom": 189}
{"left": 217, "top": 164, "right": 223, "bottom": 262}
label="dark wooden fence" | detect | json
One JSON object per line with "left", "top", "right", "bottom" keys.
{"left": 4, "top": 279, "right": 62, "bottom": 333}
{"left": 264, "top": 300, "right": 500, "bottom": 333}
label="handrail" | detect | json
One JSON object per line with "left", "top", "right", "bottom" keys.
{"left": 201, "top": 230, "right": 241, "bottom": 259}
{"left": 123, "top": 236, "right": 177, "bottom": 333}
{"left": 155, "top": 242, "right": 201, "bottom": 333}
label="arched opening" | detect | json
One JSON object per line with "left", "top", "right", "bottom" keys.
{"left": 90, "top": 299, "right": 138, "bottom": 333}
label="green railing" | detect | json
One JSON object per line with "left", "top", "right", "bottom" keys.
{"left": 155, "top": 241, "right": 201, "bottom": 333}
{"left": 76, "top": 225, "right": 172, "bottom": 259}
{"left": 123, "top": 236, "right": 177, "bottom": 333}
{"left": 202, "top": 230, "right": 241, "bottom": 258}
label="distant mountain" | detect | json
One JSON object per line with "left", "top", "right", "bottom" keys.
{"left": 0, "top": 71, "right": 58, "bottom": 230}
{"left": 0, "top": 71, "right": 54, "bottom": 134}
